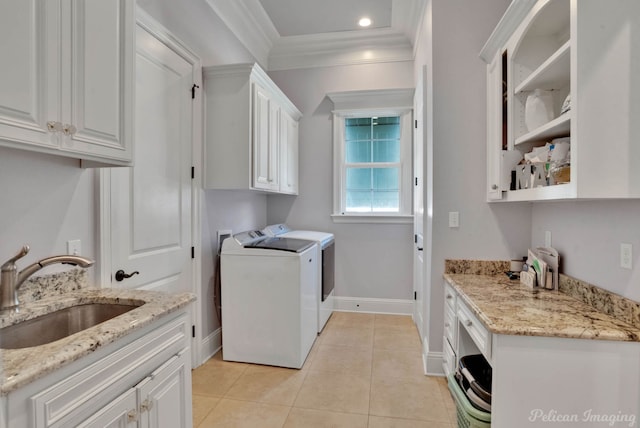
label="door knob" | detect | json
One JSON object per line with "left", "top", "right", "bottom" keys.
{"left": 115, "top": 269, "right": 139, "bottom": 282}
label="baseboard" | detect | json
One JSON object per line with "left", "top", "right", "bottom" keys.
{"left": 333, "top": 296, "right": 413, "bottom": 315}
{"left": 199, "top": 327, "right": 222, "bottom": 365}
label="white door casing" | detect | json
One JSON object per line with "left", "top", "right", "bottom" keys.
{"left": 413, "top": 68, "right": 425, "bottom": 339}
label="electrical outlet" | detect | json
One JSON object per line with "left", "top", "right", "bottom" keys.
{"left": 545, "top": 231, "right": 552, "bottom": 247}
{"left": 449, "top": 211, "right": 459, "bottom": 228}
{"left": 67, "top": 239, "right": 81, "bottom": 256}
{"left": 621, "top": 243, "right": 633, "bottom": 269}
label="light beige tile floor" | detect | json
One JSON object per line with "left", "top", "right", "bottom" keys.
{"left": 192, "top": 312, "right": 457, "bottom": 428}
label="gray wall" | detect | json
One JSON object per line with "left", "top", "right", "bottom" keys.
{"left": 0, "top": 147, "right": 97, "bottom": 281}
{"left": 267, "top": 63, "right": 415, "bottom": 301}
{"left": 413, "top": 0, "right": 532, "bottom": 354}
{"left": 532, "top": 201, "right": 640, "bottom": 301}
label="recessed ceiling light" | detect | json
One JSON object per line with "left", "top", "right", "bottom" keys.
{"left": 358, "top": 17, "right": 372, "bottom": 27}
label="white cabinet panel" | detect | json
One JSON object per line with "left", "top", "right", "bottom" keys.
{"left": 138, "top": 351, "right": 192, "bottom": 428}
{"left": 280, "top": 112, "right": 299, "bottom": 195}
{"left": 0, "top": 0, "right": 58, "bottom": 149}
{"left": 252, "top": 83, "right": 278, "bottom": 191}
{"left": 62, "top": 0, "right": 133, "bottom": 163}
{"left": 76, "top": 389, "right": 137, "bottom": 428}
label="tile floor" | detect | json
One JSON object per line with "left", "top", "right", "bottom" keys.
{"left": 192, "top": 312, "right": 457, "bottom": 427}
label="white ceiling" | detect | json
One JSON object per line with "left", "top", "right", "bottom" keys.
{"left": 258, "top": 0, "right": 392, "bottom": 36}
{"left": 205, "top": 0, "right": 425, "bottom": 70}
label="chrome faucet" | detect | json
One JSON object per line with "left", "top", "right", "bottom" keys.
{"left": 0, "top": 245, "right": 95, "bottom": 311}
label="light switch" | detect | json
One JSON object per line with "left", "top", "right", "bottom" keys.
{"left": 449, "top": 212, "right": 459, "bottom": 228}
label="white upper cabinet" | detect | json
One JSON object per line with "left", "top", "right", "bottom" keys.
{"left": 280, "top": 111, "right": 299, "bottom": 195}
{"left": 481, "top": 0, "right": 640, "bottom": 201}
{"left": 0, "top": 0, "right": 134, "bottom": 166}
{"left": 203, "top": 63, "right": 302, "bottom": 194}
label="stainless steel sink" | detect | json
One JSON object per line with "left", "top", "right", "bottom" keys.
{"left": 0, "top": 303, "right": 139, "bottom": 349}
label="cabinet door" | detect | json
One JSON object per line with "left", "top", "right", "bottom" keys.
{"left": 60, "top": 0, "right": 134, "bottom": 163}
{"left": 76, "top": 388, "right": 137, "bottom": 428}
{"left": 252, "top": 83, "right": 279, "bottom": 191}
{"left": 279, "top": 112, "right": 298, "bottom": 194}
{"left": 138, "top": 351, "right": 192, "bottom": 428}
{"left": 486, "top": 52, "right": 504, "bottom": 200}
{"left": 0, "top": 0, "right": 59, "bottom": 149}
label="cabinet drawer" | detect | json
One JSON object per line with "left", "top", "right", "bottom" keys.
{"left": 457, "top": 300, "right": 492, "bottom": 361}
{"left": 442, "top": 337, "right": 456, "bottom": 377}
{"left": 444, "top": 303, "right": 456, "bottom": 347}
{"left": 444, "top": 281, "right": 456, "bottom": 311}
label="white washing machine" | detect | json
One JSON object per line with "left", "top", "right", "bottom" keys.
{"left": 263, "top": 224, "right": 334, "bottom": 332}
{"left": 220, "top": 230, "right": 318, "bottom": 369}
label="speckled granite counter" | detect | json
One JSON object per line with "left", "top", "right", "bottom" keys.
{"left": 1, "top": 277, "right": 195, "bottom": 394}
{"left": 444, "top": 272, "right": 640, "bottom": 342}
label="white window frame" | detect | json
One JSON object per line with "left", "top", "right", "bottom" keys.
{"left": 328, "top": 89, "right": 414, "bottom": 224}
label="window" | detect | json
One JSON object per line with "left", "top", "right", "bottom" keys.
{"left": 329, "top": 94, "right": 413, "bottom": 223}
{"left": 344, "top": 116, "right": 402, "bottom": 213}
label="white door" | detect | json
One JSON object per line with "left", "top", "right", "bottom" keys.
{"left": 413, "top": 68, "right": 425, "bottom": 338}
{"left": 109, "top": 22, "right": 193, "bottom": 293}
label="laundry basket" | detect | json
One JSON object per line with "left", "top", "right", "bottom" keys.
{"left": 447, "top": 374, "right": 491, "bottom": 428}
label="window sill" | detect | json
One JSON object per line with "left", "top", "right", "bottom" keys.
{"left": 330, "top": 214, "right": 414, "bottom": 224}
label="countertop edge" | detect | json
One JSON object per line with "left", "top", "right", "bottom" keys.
{"left": 1, "top": 288, "right": 196, "bottom": 395}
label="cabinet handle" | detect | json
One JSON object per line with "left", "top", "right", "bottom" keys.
{"left": 445, "top": 322, "right": 450, "bottom": 327}
{"left": 127, "top": 410, "right": 138, "bottom": 422}
{"left": 465, "top": 320, "right": 472, "bottom": 327}
{"left": 62, "top": 124, "right": 77, "bottom": 136}
{"left": 140, "top": 399, "right": 154, "bottom": 412}
{"left": 47, "top": 121, "right": 63, "bottom": 133}
{"left": 491, "top": 184, "right": 498, "bottom": 190}
{"left": 446, "top": 294, "right": 453, "bottom": 299}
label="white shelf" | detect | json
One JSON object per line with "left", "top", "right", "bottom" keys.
{"left": 515, "top": 112, "right": 571, "bottom": 146}
{"left": 515, "top": 40, "right": 570, "bottom": 93}
{"left": 502, "top": 182, "right": 575, "bottom": 202}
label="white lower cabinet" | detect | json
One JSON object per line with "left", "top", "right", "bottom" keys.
{"left": 444, "top": 279, "right": 640, "bottom": 427}
{"left": 4, "top": 311, "right": 192, "bottom": 428}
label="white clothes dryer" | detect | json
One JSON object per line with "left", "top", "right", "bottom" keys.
{"left": 263, "top": 224, "right": 334, "bottom": 332}
{"left": 221, "top": 230, "right": 318, "bottom": 369}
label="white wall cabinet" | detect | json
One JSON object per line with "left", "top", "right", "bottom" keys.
{"left": 0, "top": 0, "right": 134, "bottom": 166}
{"left": 481, "top": 0, "right": 640, "bottom": 201}
{"left": 203, "top": 63, "right": 302, "bottom": 194}
{"left": 3, "top": 311, "right": 192, "bottom": 428}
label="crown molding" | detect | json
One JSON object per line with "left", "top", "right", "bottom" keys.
{"left": 268, "top": 30, "right": 413, "bottom": 70}
{"left": 206, "top": 0, "right": 426, "bottom": 71}
{"left": 327, "top": 88, "right": 415, "bottom": 111}
{"left": 204, "top": 0, "right": 277, "bottom": 67}
{"left": 479, "top": 0, "right": 537, "bottom": 63}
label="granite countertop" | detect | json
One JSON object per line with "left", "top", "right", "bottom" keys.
{"left": 444, "top": 273, "right": 640, "bottom": 342}
{"left": 1, "top": 287, "right": 195, "bottom": 395}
